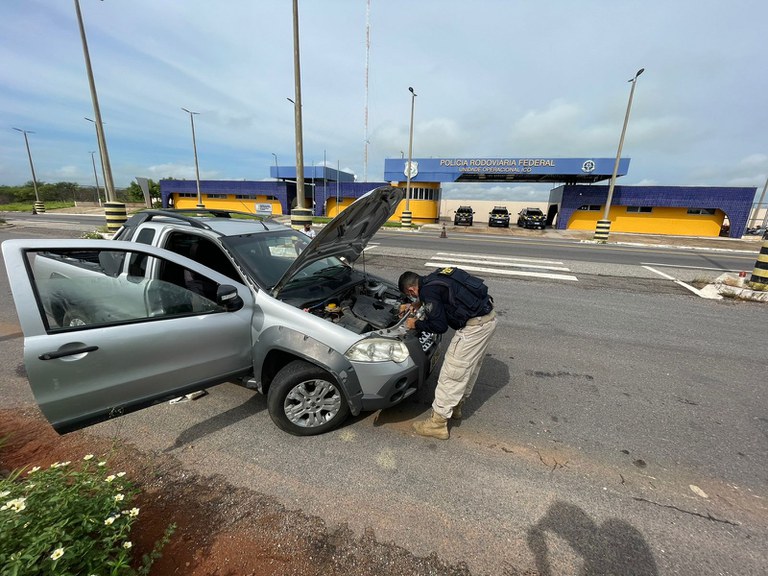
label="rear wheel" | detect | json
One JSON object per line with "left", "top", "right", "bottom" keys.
{"left": 62, "top": 307, "right": 89, "bottom": 327}
{"left": 267, "top": 360, "right": 349, "bottom": 436}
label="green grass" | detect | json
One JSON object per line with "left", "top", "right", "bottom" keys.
{"left": 0, "top": 201, "right": 75, "bottom": 212}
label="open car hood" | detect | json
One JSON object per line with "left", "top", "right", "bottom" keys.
{"left": 272, "top": 185, "right": 404, "bottom": 295}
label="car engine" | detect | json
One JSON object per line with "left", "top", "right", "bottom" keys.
{"left": 309, "top": 279, "right": 406, "bottom": 334}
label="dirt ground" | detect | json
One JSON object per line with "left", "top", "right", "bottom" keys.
{"left": 0, "top": 408, "right": 479, "bottom": 576}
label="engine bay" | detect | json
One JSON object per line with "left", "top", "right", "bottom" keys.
{"left": 307, "top": 279, "right": 407, "bottom": 334}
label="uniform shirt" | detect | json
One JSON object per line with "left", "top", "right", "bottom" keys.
{"left": 414, "top": 278, "right": 458, "bottom": 334}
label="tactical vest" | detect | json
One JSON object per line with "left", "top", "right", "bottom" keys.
{"left": 422, "top": 267, "right": 492, "bottom": 325}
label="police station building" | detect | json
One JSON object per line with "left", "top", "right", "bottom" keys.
{"left": 161, "top": 156, "right": 757, "bottom": 238}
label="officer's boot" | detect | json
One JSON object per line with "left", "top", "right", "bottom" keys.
{"left": 451, "top": 398, "right": 465, "bottom": 420}
{"left": 412, "top": 411, "right": 449, "bottom": 440}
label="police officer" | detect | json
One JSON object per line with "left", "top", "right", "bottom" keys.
{"left": 399, "top": 267, "right": 497, "bottom": 440}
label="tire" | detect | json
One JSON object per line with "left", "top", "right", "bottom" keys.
{"left": 267, "top": 360, "right": 349, "bottom": 436}
{"left": 62, "top": 307, "right": 89, "bottom": 327}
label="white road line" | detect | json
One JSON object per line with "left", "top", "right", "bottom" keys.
{"left": 428, "top": 255, "right": 571, "bottom": 272}
{"left": 641, "top": 262, "right": 744, "bottom": 273}
{"left": 427, "top": 261, "right": 579, "bottom": 281}
{"left": 436, "top": 252, "right": 564, "bottom": 266}
{"left": 642, "top": 265, "right": 720, "bottom": 299}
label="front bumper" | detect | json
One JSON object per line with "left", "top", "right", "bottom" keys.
{"left": 354, "top": 331, "right": 441, "bottom": 411}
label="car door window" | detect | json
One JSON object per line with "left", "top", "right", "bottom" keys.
{"left": 28, "top": 248, "right": 226, "bottom": 332}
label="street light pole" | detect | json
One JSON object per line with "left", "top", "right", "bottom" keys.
{"left": 594, "top": 68, "right": 645, "bottom": 243}
{"left": 401, "top": 86, "right": 417, "bottom": 227}
{"left": 272, "top": 152, "right": 279, "bottom": 180}
{"left": 12, "top": 128, "right": 44, "bottom": 213}
{"left": 89, "top": 151, "right": 102, "bottom": 206}
{"left": 84, "top": 117, "right": 108, "bottom": 194}
{"left": 291, "top": 0, "right": 312, "bottom": 229}
{"left": 181, "top": 107, "right": 204, "bottom": 209}
{"left": 74, "top": 0, "right": 116, "bottom": 205}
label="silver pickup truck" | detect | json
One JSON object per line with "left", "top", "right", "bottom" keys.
{"left": 3, "top": 186, "right": 441, "bottom": 436}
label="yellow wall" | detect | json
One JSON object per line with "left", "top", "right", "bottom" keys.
{"left": 173, "top": 191, "right": 441, "bottom": 224}
{"left": 173, "top": 195, "right": 283, "bottom": 215}
{"left": 567, "top": 206, "right": 725, "bottom": 236}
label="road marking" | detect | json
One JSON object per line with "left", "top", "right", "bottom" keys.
{"left": 435, "top": 252, "right": 570, "bottom": 272}
{"left": 427, "top": 252, "right": 578, "bottom": 281}
{"left": 642, "top": 265, "right": 721, "bottom": 299}
{"left": 641, "top": 262, "right": 744, "bottom": 273}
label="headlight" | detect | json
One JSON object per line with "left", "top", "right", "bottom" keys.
{"left": 345, "top": 338, "right": 409, "bottom": 363}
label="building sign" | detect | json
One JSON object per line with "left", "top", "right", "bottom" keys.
{"left": 383, "top": 157, "right": 630, "bottom": 184}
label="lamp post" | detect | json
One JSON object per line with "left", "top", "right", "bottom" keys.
{"left": 84, "top": 117, "right": 108, "bottom": 194}
{"left": 12, "top": 128, "right": 44, "bottom": 214}
{"left": 594, "top": 68, "right": 645, "bottom": 243}
{"left": 290, "top": 0, "right": 312, "bottom": 230}
{"left": 401, "top": 86, "right": 417, "bottom": 227}
{"left": 74, "top": 0, "right": 116, "bottom": 206}
{"left": 181, "top": 107, "right": 204, "bottom": 209}
{"left": 272, "top": 152, "right": 279, "bottom": 180}
{"left": 89, "top": 151, "right": 102, "bottom": 206}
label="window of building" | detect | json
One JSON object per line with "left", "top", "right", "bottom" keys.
{"left": 626, "top": 206, "right": 652, "bottom": 213}
{"left": 177, "top": 193, "right": 196, "bottom": 198}
{"left": 687, "top": 208, "right": 716, "bottom": 215}
{"left": 205, "top": 194, "right": 227, "bottom": 199}
{"left": 578, "top": 205, "right": 601, "bottom": 211}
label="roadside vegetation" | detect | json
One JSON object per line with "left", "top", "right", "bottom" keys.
{"left": 0, "top": 180, "right": 161, "bottom": 210}
{"left": 0, "top": 442, "right": 174, "bottom": 575}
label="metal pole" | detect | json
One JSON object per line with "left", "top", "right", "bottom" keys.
{"left": 74, "top": 0, "right": 115, "bottom": 203}
{"left": 182, "top": 108, "right": 204, "bottom": 208}
{"left": 12, "top": 128, "right": 40, "bottom": 204}
{"left": 401, "top": 87, "right": 416, "bottom": 226}
{"left": 594, "top": 68, "right": 644, "bottom": 242}
{"left": 603, "top": 68, "right": 644, "bottom": 221}
{"left": 84, "top": 118, "right": 108, "bottom": 192}
{"left": 292, "top": 0, "right": 306, "bottom": 211}
{"left": 750, "top": 176, "right": 768, "bottom": 228}
{"left": 90, "top": 151, "right": 101, "bottom": 205}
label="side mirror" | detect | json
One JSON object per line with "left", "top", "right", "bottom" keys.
{"left": 217, "top": 284, "right": 244, "bottom": 312}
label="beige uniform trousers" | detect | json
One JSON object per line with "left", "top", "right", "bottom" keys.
{"left": 432, "top": 310, "right": 497, "bottom": 419}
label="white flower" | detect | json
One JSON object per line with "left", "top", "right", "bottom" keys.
{"left": 116, "top": 472, "right": 126, "bottom": 478}
{"left": 50, "top": 462, "right": 61, "bottom": 468}
{"left": 114, "top": 493, "right": 125, "bottom": 502}
{"left": 2, "top": 497, "right": 27, "bottom": 513}
{"left": 27, "top": 466, "right": 41, "bottom": 475}
{"left": 0, "top": 490, "right": 10, "bottom": 498}
{"left": 50, "top": 548, "right": 65, "bottom": 561}
{"left": 104, "top": 516, "right": 116, "bottom": 526}
{"left": 83, "top": 454, "right": 94, "bottom": 460}
{"left": 97, "top": 461, "right": 107, "bottom": 467}
{"left": 128, "top": 507, "right": 140, "bottom": 518}
{"left": 105, "top": 475, "right": 116, "bottom": 483}
{"left": 123, "top": 541, "right": 133, "bottom": 549}
{"left": 60, "top": 461, "right": 71, "bottom": 467}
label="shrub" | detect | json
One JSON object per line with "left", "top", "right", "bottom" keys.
{"left": 0, "top": 455, "right": 174, "bottom": 575}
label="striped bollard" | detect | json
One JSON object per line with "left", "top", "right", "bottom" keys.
{"left": 33, "top": 201, "right": 45, "bottom": 214}
{"left": 401, "top": 210, "right": 412, "bottom": 227}
{"left": 594, "top": 219, "right": 611, "bottom": 243}
{"left": 290, "top": 207, "right": 313, "bottom": 230}
{"left": 749, "top": 238, "right": 768, "bottom": 286}
{"left": 104, "top": 202, "right": 127, "bottom": 233}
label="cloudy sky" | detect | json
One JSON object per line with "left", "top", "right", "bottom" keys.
{"left": 2, "top": 0, "right": 767, "bottom": 201}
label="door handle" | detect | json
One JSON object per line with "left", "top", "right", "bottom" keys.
{"left": 39, "top": 346, "right": 99, "bottom": 360}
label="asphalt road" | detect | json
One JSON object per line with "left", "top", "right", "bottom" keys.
{"left": 1, "top": 218, "right": 766, "bottom": 575}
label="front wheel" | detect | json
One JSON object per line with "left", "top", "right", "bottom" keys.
{"left": 267, "top": 360, "right": 349, "bottom": 436}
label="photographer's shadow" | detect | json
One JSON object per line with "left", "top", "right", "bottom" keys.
{"left": 527, "top": 500, "right": 659, "bottom": 576}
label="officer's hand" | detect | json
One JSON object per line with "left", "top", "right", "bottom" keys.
{"left": 399, "top": 304, "right": 412, "bottom": 317}
{"left": 405, "top": 317, "right": 417, "bottom": 330}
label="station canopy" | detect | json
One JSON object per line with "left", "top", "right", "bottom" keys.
{"left": 383, "top": 157, "right": 629, "bottom": 185}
